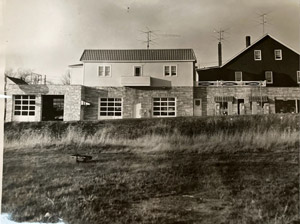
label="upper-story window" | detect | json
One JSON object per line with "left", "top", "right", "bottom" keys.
{"left": 265, "top": 71, "right": 273, "bottom": 84}
{"left": 274, "top": 49, "right": 282, "bottom": 60}
{"left": 235, "top": 71, "right": 242, "bottom": 81}
{"left": 98, "top": 65, "right": 111, "bottom": 77}
{"left": 297, "top": 71, "right": 300, "bottom": 84}
{"left": 164, "top": 65, "right": 177, "bottom": 76}
{"left": 134, "top": 66, "right": 142, "bottom": 76}
{"left": 254, "top": 50, "right": 262, "bottom": 61}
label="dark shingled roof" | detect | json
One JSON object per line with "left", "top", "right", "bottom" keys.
{"left": 80, "top": 49, "right": 197, "bottom": 62}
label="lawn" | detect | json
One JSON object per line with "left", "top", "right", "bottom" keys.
{"left": 2, "top": 114, "right": 300, "bottom": 224}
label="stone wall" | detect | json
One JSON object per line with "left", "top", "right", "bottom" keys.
{"left": 5, "top": 84, "right": 82, "bottom": 122}
{"left": 195, "top": 86, "right": 300, "bottom": 116}
{"left": 82, "top": 86, "right": 194, "bottom": 120}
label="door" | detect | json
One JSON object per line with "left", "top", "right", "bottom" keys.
{"left": 194, "top": 99, "right": 202, "bottom": 116}
{"left": 237, "top": 99, "right": 244, "bottom": 115}
{"left": 133, "top": 103, "right": 142, "bottom": 118}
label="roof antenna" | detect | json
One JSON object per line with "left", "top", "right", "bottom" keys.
{"left": 256, "top": 11, "right": 272, "bottom": 35}
{"left": 138, "top": 27, "right": 180, "bottom": 49}
{"left": 213, "top": 28, "right": 229, "bottom": 67}
{"left": 139, "top": 27, "right": 159, "bottom": 49}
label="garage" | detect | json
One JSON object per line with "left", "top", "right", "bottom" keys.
{"left": 42, "top": 95, "right": 64, "bottom": 121}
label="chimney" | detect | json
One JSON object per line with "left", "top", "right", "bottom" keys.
{"left": 218, "top": 42, "right": 222, "bottom": 67}
{"left": 246, "top": 36, "right": 251, "bottom": 47}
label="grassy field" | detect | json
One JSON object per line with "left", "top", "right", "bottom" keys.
{"left": 2, "top": 114, "right": 300, "bottom": 224}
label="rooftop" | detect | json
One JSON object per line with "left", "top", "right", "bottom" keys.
{"left": 80, "top": 49, "right": 197, "bottom": 62}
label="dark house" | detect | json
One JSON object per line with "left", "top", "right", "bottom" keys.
{"left": 195, "top": 34, "right": 300, "bottom": 116}
{"left": 198, "top": 34, "right": 300, "bottom": 87}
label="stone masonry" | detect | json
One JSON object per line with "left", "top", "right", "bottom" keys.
{"left": 194, "top": 86, "right": 300, "bottom": 116}
{"left": 82, "top": 86, "right": 194, "bottom": 120}
{"left": 5, "top": 84, "right": 82, "bottom": 122}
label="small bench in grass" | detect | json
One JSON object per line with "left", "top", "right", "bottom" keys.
{"left": 71, "top": 154, "right": 93, "bottom": 163}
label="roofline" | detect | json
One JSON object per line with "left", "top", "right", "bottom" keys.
{"left": 220, "top": 33, "right": 300, "bottom": 68}
{"left": 197, "top": 65, "right": 220, "bottom": 71}
{"left": 81, "top": 48, "right": 195, "bottom": 51}
{"left": 79, "top": 48, "right": 197, "bottom": 62}
{"left": 80, "top": 60, "right": 197, "bottom": 63}
{"left": 69, "top": 63, "right": 83, "bottom": 67}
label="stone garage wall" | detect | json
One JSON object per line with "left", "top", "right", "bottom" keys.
{"left": 82, "top": 86, "right": 194, "bottom": 120}
{"left": 5, "top": 84, "right": 82, "bottom": 122}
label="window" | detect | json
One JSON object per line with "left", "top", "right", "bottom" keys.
{"left": 134, "top": 66, "right": 142, "bottom": 76}
{"left": 265, "top": 71, "right": 273, "bottom": 84}
{"left": 98, "top": 65, "right": 111, "bottom": 77}
{"left": 235, "top": 71, "right": 242, "bottom": 81}
{"left": 14, "top": 95, "right": 35, "bottom": 116}
{"left": 164, "top": 65, "right": 177, "bottom": 76}
{"left": 274, "top": 49, "right": 282, "bottom": 60}
{"left": 297, "top": 71, "right": 300, "bottom": 84}
{"left": 254, "top": 50, "right": 262, "bottom": 60}
{"left": 153, "top": 97, "right": 176, "bottom": 117}
{"left": 99, "top": 98, "right": 122, "bottom": 117}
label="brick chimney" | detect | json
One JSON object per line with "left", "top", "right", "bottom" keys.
{"left": 218, "top": 42, "right": 222, "bottom": 67}
{"left": 246, "top": 36, "right": 251, "bottom": 47}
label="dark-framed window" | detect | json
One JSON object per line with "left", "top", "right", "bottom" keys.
{"left": 153, "top": 97, "right": 176, "bottom": 117}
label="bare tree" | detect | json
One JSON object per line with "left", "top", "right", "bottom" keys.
{"left": 5, "top": 68, "right": 47, "bottom": 84}
{"left": 61, "top": 70, "right": 71, "bottom": 85}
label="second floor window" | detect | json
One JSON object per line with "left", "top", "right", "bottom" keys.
{"left": 265, "top": 71, "right": 273, "bottom": 84}
{"left": 297, "top": 71, "right": 300, "bottom": 84}
{"left": 235, "top": 71, "right": 242, "bottom": 81}
{"left": 274, "top": 49, "right": 282, "bottom": 60}
{"left": 99, "top": 65, "right": 111, "bottom": 77}
{"left": 164, "top": 65, "right": 177, "bottom": 76}
{"left": 134, "top": 66, "right": 142, "bottom": 76}
{"left": 254, "top": 50, "right": 262, "bottom": 60}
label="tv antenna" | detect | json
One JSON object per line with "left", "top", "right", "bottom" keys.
{"left": 213, "top": 28, "right": 230, "bottom": 43}
{"left": 138, "top": 27, "right": 180, "bottom": 49}
{"left": 256, "top": 11, "right": 272, "bottom": 35}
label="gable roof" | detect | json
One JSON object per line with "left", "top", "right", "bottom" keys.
{"left": 220, "top": 34, "right": 300, "bottom": 67}
{"left": 80, "top": 49, "right": 197, "bottom": 62}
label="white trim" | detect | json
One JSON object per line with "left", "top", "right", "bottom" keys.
{"left": 133, "top": 65, "right": 143, "bottom": 76}
{"left": 297, "top": 71, "right": 300, "bottom": 84}
{"left": 163, "top": 65, "right": 178, "bottom": 77}
{"left": 274, "top": 49, "right": 282, "bottom": 60}
{"left": 265, "top": 71, "right": 273, "bottom": 84}
{"left": 235, "top": 71, "right": 243, "bottom": 81}
{"left": 220, "top": 34, "right": 299, "bottom": 68}
{"left": 98, "top": 65, "right": 112, "bottom": 77}
{"left": 254, "top": 50, "right": 262, "bottom": 61}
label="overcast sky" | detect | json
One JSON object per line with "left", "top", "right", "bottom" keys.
{"left": 3, "top": 0, "right": 300, "bottom": 83}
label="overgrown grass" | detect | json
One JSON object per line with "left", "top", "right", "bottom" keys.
{"left": 2, "top": 114, "right": 300, "bottom": 224}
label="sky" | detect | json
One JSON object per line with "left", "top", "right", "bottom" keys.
{"left": 2, "top": 0, "right": 300, "bottom": 83}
